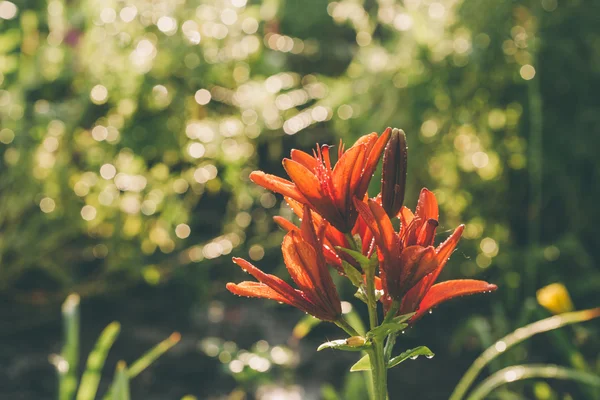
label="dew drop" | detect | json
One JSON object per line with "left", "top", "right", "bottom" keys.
{"left": 401, "top": 331, "right": 405, "bottom": 334}
{"left": 410, "top": 356, "right": 418, "bottom": 360}
{"left": 428, "top": 309, "right": 433, "bottom": 314}
{"left": 426, "top": 355, "right": 434, "bottom": 359}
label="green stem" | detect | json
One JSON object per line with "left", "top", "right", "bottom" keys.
{"left": 363, "top": 252, "right": 387, "bottom": 400}
{"left": 366, "top": 272, "right": 378, "bottom": 331}
{"left": 344, "top": 233, "right": 358, "bottom": 251}
{"left": 384, "top": 333, "right": 397, "bottom": 362}
{"left": 383, "top": 301, "right": 401, "bottom": 324}
{"left": 335, "top": 318, "right": 360, "bottom": 337}
{"left": 369, "top": 342, "right": 388, "bottom": 400}
{"left": 344, "top": 233, "right": 387, "bottom": 399}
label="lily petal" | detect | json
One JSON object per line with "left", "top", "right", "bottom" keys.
{"left": 415, "top": 188, "right": 439, "bottom": 221}
{"left": 412, "top": 280, "right": 498, "bottom": 322}
{"left": 250, "top": 171, "right": 307, "bottom": 204}
{"left": 291, "top": 149, "right": 319, "bottom": 171}
{"left": 356, "top": 128, "right": 392, "bottom": 197}
{"left": 399, "top": 224, "right": 465, "bottom": 313}
{"left": 332, "top": 144, "right": 363, "bottom": 212}
{"left": 398, "top": 206, "right": 415, "bottom": 237}
{"left": 283, "top": 159, "right": 323, "bottom": 202}
{"left": 284, "top": 158, "right": 346, "bottom": 230}
{"left": 367, "top": 198, "right": 399, "bottom": 257}
{"left": 231, "top": 257, "right": 305, "bottom": 304}
{"left": 431, "top": 224, "right": 465, "bottom": 282}
{"left": 417, "top": 219, "right": 439, "bottom": 247}
{"left": 273, "top": 216, "right": 298, "bottom": 233}
{"left": 226, "top": 282, "right": 293, "bottom": 305}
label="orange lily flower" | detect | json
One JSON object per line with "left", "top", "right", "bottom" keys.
{"left": 355, "top": 189, "right": 496, "bottom": 321}
{"left": 227, "top": 206, "right": 342, "bottom": 322}
{"left": 250, "top": 129, "right": 391, "bottom": 233}
{"left": 274, "top": 196, "right": 375, "bottom": 272}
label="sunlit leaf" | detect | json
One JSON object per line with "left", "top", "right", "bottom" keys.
{"left": 111, "top": 361, "right": 130, "bottom": 400}
{"left": 366, "top": 322, "right": 408, "bottom": 341}
{"left": 76, "top": 322, "right": 121, "bottom": 400}
{"left": 388, "top": 346, "right": 434, "bottom": 369}
{"left": 350, "top": 355, "right": 371, "bottom": 372}
{"left": 318, "top": 338, "right": 369, "bottom": 352}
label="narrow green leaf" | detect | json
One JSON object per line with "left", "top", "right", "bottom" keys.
{"left": 354, "top": 287, "right": 369, "bottom": 304}
{"left": 112, "top": 361, "right": 130, "bottom": 400}
{"left": 321, "top": 383, "right": 341, "bottom": 400}
{"left": 350, "top": 354, "right": 371, "bottom": 372}
{"left": 292, "top": 315, "right": 321, "bottom": 340}
{"left": 450, "top": 307, "right": 600, "bottom": 400}
{"left": 59, "top": 293, "right": 80, "bottom": 400}
{"left": 75, "top": 322, "right": 121, "bottom": 400}
{"left": 341, "top": 260, "right": 364, "bottom": 288}
{"left": 127, "top": 332, "right": 180, "bottom": 378}
{"left": 318, "top": 338, "right": 369, "bottom": 352}
{"left": 466, "top": 364, "right": 600, "bottom": 400}
{"left": 343, "top": 363, "right": 370, "bottom": 400}
{"left": 103, "top": 332, "right": 181, "bottom": 400}
{"left": 367, "top": 322, "right": 408, "bottom": 340}
{"left": 336, "top": 247, "right": 375, "bottom": 271}
{"left": 388, "top": 346, "right": 434, "bottom": 369}
{"left": 392, "top": 312, "right": 416, "bottom": 324}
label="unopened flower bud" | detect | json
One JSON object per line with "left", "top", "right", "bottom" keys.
{"left": 346, "top": 336, "right": 367, "bottom": 347}
{"left": 381, "top": 128, "right": 408, "bottom": 217}
{"left": 536, "top": 283, "right": 574, "bottom": 315}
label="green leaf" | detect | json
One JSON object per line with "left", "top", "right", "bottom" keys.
{"left": 366, "top": 322, "right": 408, "bottom": 340}
{"left": 388, "top": 346, "right": 434, "bottom": 369}
{"left": 466, "top": 364, "right": 600, "bottom": 400}
{"left": 76, "top": 322, "right": 121, "bottom": 400}
{"left": 354, "top": 287, "right": 369, "bottom": 304}
{"left": 350, "top": 354, "right": 371, "bottom": 372}
{"left": 318, "top": 338, "right": 369, "bottom": 352}
{"left": 292, "top": 314, "right": 322, "bottom": 340}
{"left": 321, "top": 383, "right": 341, "bottom": 400}
{"left": 341, "top": 260, "right": 364, "bottom": 288}
{"left": 112, "top": 361, "right": 130, "bottom": 400}
{"left": 127, "top": 332, "right": 181, "bottom": 378}
{"left": 336, "top": 247, "right": 376, "bottom": 271}
{"left": 103, "top": 332, "right": 181, "bottom": 400}
{"left": 392, "top": 312, "right": 416, "bottom": 324}
{"left": 58, "top": 294, "right": 80, "bottom": 400}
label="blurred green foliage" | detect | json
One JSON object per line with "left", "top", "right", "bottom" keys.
{"left": 50, "top": 294, "right": 179, "bottom": 400}
{"left": 1, "top": 0, "right": 599, "bottom": 398}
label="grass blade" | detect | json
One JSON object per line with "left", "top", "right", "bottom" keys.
{"left": 466, "top": 364, "right": 600, "bottom": 400}
{"left": 450, "top": 307, "right": 600, "bottom": 400}
{"left": 75, "top": 322, "right": 121, "bottom": 400}
{"left": 112, "top": 361, "right": 130, "bottom": 400}
{"left": 127, "top": 332, "right": 180, "bottom": 378}
{"left": 54, "top": 293, "right": 80, "bottom": 400}
{"left": 102, "top": 332, "right": 181, "bottom": 400}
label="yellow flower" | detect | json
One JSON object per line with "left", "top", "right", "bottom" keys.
{"left": 536, "top": 283, "right": 574, "bottom": 314}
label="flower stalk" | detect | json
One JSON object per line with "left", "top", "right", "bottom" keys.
{"left": 227, "top": 128, "right": 497, "bottom": 400}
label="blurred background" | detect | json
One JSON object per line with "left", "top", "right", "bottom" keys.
{"left": 1, "top": 0, "right": 599, "bottom": 399}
